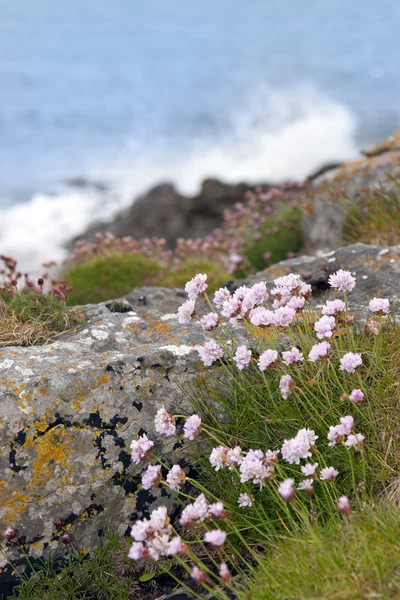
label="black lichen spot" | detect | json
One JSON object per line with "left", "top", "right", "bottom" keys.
{"left": 110, "top": 415, "right": 128, "bottom": 427}
{"left": 15, "top": 429, "right": 27, "bottom": 446}
{"left": 9, "top": 447, "right": 27, "bottom": 473}
{"left": 105, "top": 300, "right": 133, "bottom": 313}
{"left": 136, "top": 488, "right": 157, "bottom": 512}
{"left": 132, "top": 400, "right": 143, "bottom": 411}
{"left": 84, "top": 412, "right": 104, "bottom": 428}
{"left": 117, "top": 450, "right": 131, "bottom": 470}
{"left": 105, "top": 364, "right": 115, "bottom": 373}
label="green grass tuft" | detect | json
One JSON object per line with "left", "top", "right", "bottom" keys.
{"left": 158, "top": 258, "right": 232, "bottom": 294}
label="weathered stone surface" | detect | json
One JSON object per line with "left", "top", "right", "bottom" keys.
{"left": 0, "top": 243, "right": 400, "bottom": 595}
{"left": 302, "top": 131, "right": 400, "bottom": 251}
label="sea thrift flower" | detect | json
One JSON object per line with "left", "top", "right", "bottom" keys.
{"left": 209, "top": 502, "right": 226, "bottom": 519}
{"left": 278, "top": 478, "right": 295, "bottom": 502}
{"left": 61, "top": 533, "right": 71, "bottom": 544}
{"left": 183, "top": 414, "right": 202, "bottom": 440}
{"left": 234, "top": 345, "right": 252, "bottom": 370}
{"left": 219, "top": 563, "right": 232, "bottom": 582}
{"left": 4, "top": 527, "right": 16, "bottom": 540}
{"left": 221, "top": 297, "right": 242, "bottom": 319}
{"left": 130, "top": 434, "right": 154, "bottom": 464}
{"left": 128, "top": 541, "right": 146, "bottom": 560}
{"left": 180, "top": 494, "right": 209, "bottom": 528}
{"left": 185, "top": 274, "right": 208, "bottom": 300}
{"left": 367, "top": 319, "right": 382, "bottom": 335}
{"left": 274, "top": 306, "right": 296, "bottom": 327}
{"left": 213, "top": 287, "right": 231, "bottom": 309}
{"left": 249, "top": 307, "right": 275, "bottom": 326}
{"left": 297, "top": 479, "right": 314, "bottom": 493}
{"left": 210, "top": 446, "right": 229, "bottom": 471}
{"left": 248, "top": 281, "right": 269, "bottom": 304}
{"left": 282, "top": 347, "right": 304, "bottom": 365}
{"left": 301, "top": 462, "right": 318, "bottom": 477}
{"left": 345, "top": 433, "right": 365, "bottom": 449}
{"left": 320, "top": 467, "right": 339, "bottom": 482}
{"left": 369, "top": 297, "right": 390, "bottom": 314}
{"left": 154, "top": 406, "right": 176, "bottom": 437}
{"left": 287, "top": 295, "right": 305, "bottom": 310}
{"left": 177, "top": 300, "right": 196, "bottom": 324}
{"left": 337, "top": 496, "right": 351, "bottom": 516}
{"left": 199, "top": 312, "right": 219, "bottom": 331}
{"left": 314, "top": 315, "right": 336, "bottom": 339}
{"left": 340, "top": 352, "right": 362, "bottom": 373}
{"left": 167, "top": 536, "right": 183, "bottom": 556}
{"left": 198, "top": 340, "right": 224, "bottom": 366}
{"left": 204, "top": 530, "right": 226, "bottom": 547}
{"left": 328, "top": 269, "right": 356, "bottom": 293}
{"left": 258, "top": 349, "right": 279, "bottom": 370}
{"left": 166, "top": 465, "right": 186, "bottom": 491}
{"left": 191, "top": 566, "right": 207, "bottom": 583}
{"left": 308, "top": 341, "right": 330, "bottom": 362}
{"left": 349, "top": 389, "right": 365, "bottom": 404}
{"left": 227, "top": 446, "right": 243, "bottom": 467}
{"left": 322, "top": 299, "right": 346, "bottom": 316}
{"left": 141, "top": 465, "right": 162, "bottom": 490}
{"left": 239, "top": 450, "right": 272, "bottom": 487}
{"left": 238, "top": 493, "right": 253, "bottom": 508}
{"left": 281, "top": 429, "right": 318, "bottom": 464}
{"left": 279, "top": 374, "right": 295, "bottom": 399}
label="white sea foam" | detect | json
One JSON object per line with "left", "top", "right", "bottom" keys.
{"left": 0, "top": 85, "right": 359, "bottom": 274}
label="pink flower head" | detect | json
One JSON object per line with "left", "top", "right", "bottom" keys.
{"left": 369, "top": 297, "right": 390, "bottom": 314}
{"left": 367, "top": 319, "right": 382, "bottom": 336}
{"left": 328, "top": 269, "right": 356, "bottom": 293}
{"left": 349, "top": 389, "right": 365, "bottom": 404}
{"left": 338, "top": 415, "right": 354, "bottom": 436}
{"left": 219, "top": 563, "right": 232, "bottom": 582}
{"left": 314, "top": 315, "right": 336, "bottom": 339}
{"left": 248, "top": 281, "right": 269, "bottom": 305}
{"left": 227, "top": 446, "right": 243, "bottom": 468}
{"left": 191, "top": 566, "right": 207, "bottom": 583}
{"left": 198, "top": 340, "right": 224, "bottom": 366}
{"left": 297, "top": 478, "right": 314, "bottom": 493}
{"left": 320, "top": 466, "right": 339, "bottom": 482}
{"left": 239, "top": 451, "right": 272, "bottom": 487}
{"left": 128, "top": 541, "right": 147, "bottom": 560}
{"left": 209, "top": 502, "right": 226, "bottom": 519}
{"left": 4, "top": 527, "right": 16, "bottom": 541}
{"left": 234, "top": 345, "right": 252, "bottom": 370}
{"left": 274, "top": 306, "right": 296, "bottom": 327}
{"left": 282, "top": 347, "right": 304, "bottom": 366}
{"left": 278, "top": 478, "right": 295, "bottom": 503}
{"left": 281, "top": 428, "right": 318, "bottom": 464}
{"left": 185, "top": 273, "right": 208, "bottom": 300}
{"left": 301, "top": 462, "right": 318, "bottom": 477}
{"left": 287, "top": 296, "right": 305, "bottom": 311}
{"left": 322, "top": 299, "right": 346, "bottom": 316}
{"left": 249, "top": 307, "right": 275, "bottom": 327}
{"left": 340, "top": 352, "right": 362, "bottom": 373}
{"left": 308, "top": 341, "right": 331, "bottom": 362}
{"left": 257, "top": 349, "right": 279, "bottom": 371}
{"left": 166, "top": 464, "right": 186, "bottom": 490}
{"left": 238, "top": 492, "right": 253, "bottom": 508}
{"left": 204, "top": 529, "right": 226, "bottom": 547}
{"left": 167, "top": 536, "right": 183, "bottom": 556}
{"left": 279, "top": 374, "right": 295, "bottom": 399}
{"left": 209, "top": 446, "right": 229, "bottom": 471}
{"left": 141, "top": 465, "right": 162, "bottom": 490}
{"left": 130, "top": 434, "right": 154, "bottom": 464}
{"left": 154, "top": 406, "right": 176, "bottom": 437}
{"left": 180, "top": 494, "right": 209, "bottom": 528}
{"left": 199, "top": 312, "right": 219, "bottom": 331}
{"left": 337, "top": 495, "right": 351, "bottom": 516}
{"left": 344, "top": 433, "right": 365, "bottom": 449}
{"left": 213, "top": 287, "right": 231, "bottom": 309}
{"left": 177, "top": 300, "right": 196, "bottom": 324}
{"left": 183, "top": 414, "right": 202, "bottom": 440}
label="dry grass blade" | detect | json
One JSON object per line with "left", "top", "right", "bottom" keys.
{"left": 0, "top": 309, "right": 83, "bottom": 347}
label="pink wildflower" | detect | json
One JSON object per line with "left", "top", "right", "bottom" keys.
{"left": 180, "top": 494, "right": 209, "bottom": 528}
{"left": 185, "top": 274, "right": 208, "bottom": 300}
{"left": 297, "top": 478, "right": 314, "bottom": 493}
{"left": 238, "top": 493, "right": 253, "bottom": 508}
{"left": 314, "top": 315, "right": 336, "bottom": 339}
{"left": 340, "top": 352, "right": 362, "bottom": 373}
{"left": 227, "top": 446, "right": 243, "bottom": 467}
{"left": 191, "top": 566, "right": 207, "bottom": 583}
{"left": 213, "top": 287, "right": 231, "bottom": 309}
{"left": 204, "top": 529, "right": 226, "bottom": 547}
{"left": 200, "top": 312, "right": 219, "bottom": 331}
{"left": 166, "top": 465, "right": 186, "bottom": 491}
{"left": 128, "top": 541, "right": 146, "bottom": 560}
{"left": 337, "top": 496, "right": 351, "bottom": 516}
{"left": 141, "top": 465, "right": 162, "bottom": 490}
{"left": 369, "top": 297, "right": 390, "bottom": 314}
{"left": 344, "top": 433, "right": 365, "bottom": 449}
{"left": 183, "top": 414, "right": 202, "bottom": 440}
{"left": 209, "top": 502, "right": 226, "bottom": 518}
{"left": 282, "top": 347, "right": 304, "bottom": 365}
{"left": 167, "top": 536, "right": 183, "bottom": 556}
{"left": 249, "top": 281, "right": 269, "bottom": 304}
{"left": 177, "top": 300, "right": 196, "bottom": 324}
{"left": 287, "top": 296, "right": 305, "bottom": 310}
{"left": 278, "top": 478, "right": 295, "bottom": 503}
{"left": 198, "top": 340, "right": 224, "bottom": 366}
{"left": 301, "top": 462, "right": 318, "bottom": 477}
{"left": 249, "top": 306, "right": 275, "bottom": 326}
{"left": 219, "top": 563, "right": 232, "bottom": 582}
{"left": 130, "top": 434, "right": 154, "bottom": 464}
{"left": 322, "top": 299, "right": 346, "bottom": 316}
{"left": 4, "top": 527, "right": 16, "bottom": 541}
{"left": 257, "top": 349, "right": 279, "bottom": 371}
{"left": 209, "top": 446, "right": 229, "bottom": 471}
{"left": 154, "top": 406, "right": 176, "bottom": 437}
{"left": 328, "top": 269, "right": 356, "bottom": 293}
{"left": 349, "top": 389, "right": 365, "bottom": 404}
{"left": 234, "top": 345, "right": 252, "bottom": 370}
{"left": 281, "top": 428, "right": 318, "bottom": 464}
{"left": 367, "top": 319, "right": 382, "bottom": 335}
{"left": 274, "top": 306, "right": 296, "bottom": 327}
{"left": 239, "top": 451, "right": 272, "bottom": 487}
{"left": 279, "top": 374, "right": 295, "bottom": 399}
{"left": 308, "top": 341, "right": 330, "bottom": 362}
{"left": 320, "top": 466, "right": 339, "bottom": 482}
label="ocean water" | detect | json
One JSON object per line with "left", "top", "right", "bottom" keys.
{"left": 1, "top": 0, "right": 400, "bottom": 271}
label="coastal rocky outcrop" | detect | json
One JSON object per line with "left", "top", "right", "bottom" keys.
{"left": 69, "top": 178, "right": 260, "bottom": 250}
{"left": 0, "top": 243, "right": 400, "bottom": 595}
{"left": 302, "top": 130, "right": 400, "bottom": 251}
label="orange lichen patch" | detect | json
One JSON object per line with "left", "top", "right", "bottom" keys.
{"left": 362, "top": 129, "right": 400, "bottom": 157}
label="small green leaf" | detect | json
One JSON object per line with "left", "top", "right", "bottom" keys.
{"left": 139, "top": 571, "right": 157, "bottom": 582}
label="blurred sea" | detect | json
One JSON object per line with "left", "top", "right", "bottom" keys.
{"left": 0, "top": 0, "right": 400, "bottom": 270}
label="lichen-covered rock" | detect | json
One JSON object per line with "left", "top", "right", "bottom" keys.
{"left": 302, "top": 131, "right": 400, "bottom": 250}
{"left": 0, "top": 243, "right": 399, "bottom": 595}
